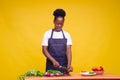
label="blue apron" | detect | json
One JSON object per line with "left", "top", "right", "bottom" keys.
{"left": 46, "top": 29, "right": 68, "bottom": 73}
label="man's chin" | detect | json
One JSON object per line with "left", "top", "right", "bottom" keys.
{"left": 55, "top": 29, "right": 62, "bottom": 32}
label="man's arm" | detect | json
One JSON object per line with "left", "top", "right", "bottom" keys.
{"left": 66, "top": 45, "right": 73, "bottom": 72}
{"left": 42, "top": 46, "right": 60, "bottom": 67}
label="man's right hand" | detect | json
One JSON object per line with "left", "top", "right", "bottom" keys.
{"left": 52, "top": 60, "right": 60, "bottom": 67}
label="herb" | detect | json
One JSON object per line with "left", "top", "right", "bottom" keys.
{"left": 17, "top": 69, "right": 44, "bottom": 80}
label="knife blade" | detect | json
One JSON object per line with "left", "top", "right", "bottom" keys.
{"left": 59, "top": 66, "right": 68, "bottom": 70}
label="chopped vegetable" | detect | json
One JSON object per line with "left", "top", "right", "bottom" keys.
{"left": 17, "top": 69, "right": 44, "bottom": 80}
{"left": 45, "top": 69, "right": 64, "bottom": 77}
{"left": 89, "top": 71, "right": 95, "bottom": 74}
{"left": 37, "top": 71, "right": 44, "bottom": 76}
{"left": 26, "top": 69, "right": 37, "bottom": 76}
{"left": 50, "top": 73, "right": 54, "bottom": 77}
{"left": 55, "top": 72, "right": 60, "bottom": 76}
{"left": 18, "top": 69, "right": 66, "bottom": 80}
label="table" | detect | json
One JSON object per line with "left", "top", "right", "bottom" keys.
{"left": 25, "top": 73, "right": 120, "bottom": 80}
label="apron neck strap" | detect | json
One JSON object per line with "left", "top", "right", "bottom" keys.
{"left": 61, "top": 30, "right": 66, "bottom": 39}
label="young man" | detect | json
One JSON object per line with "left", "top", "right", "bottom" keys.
{"left": 42, "top": 9, "right": 73, "bottom": 73}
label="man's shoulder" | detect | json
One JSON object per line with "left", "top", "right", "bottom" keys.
{"left": 63, "top": 30, "right": 70, "bottom": 35}
{"left": 44, "top": 29, "right": 52, "bottom": 35}
{"left": 43, "top": 29, "right": 52, "bottom": 38}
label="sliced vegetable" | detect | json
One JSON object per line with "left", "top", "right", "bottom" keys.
{"left": 45, "top": 69, "right": 64, "bottom": 77}
{"left": 37, "top": 71, "right": 44, "bottom": 76}
{"left": 89, "top": 71, "right": 95, "bottom": 74}
{"left": 55, "top": 72, "right": 60, "bottom": 76}
{"left": 50, "top": 73, "right": 54, "bottom": 77}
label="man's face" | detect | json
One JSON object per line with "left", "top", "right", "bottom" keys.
{"left": 54, "top": 17, "right": 64, "bottom": 31}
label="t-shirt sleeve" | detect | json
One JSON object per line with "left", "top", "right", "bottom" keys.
{"left": 41, "top": 32, "right": 49, "bottom": 46}
{"left": 66, "top": 32, "right": 72, "bottom": 45}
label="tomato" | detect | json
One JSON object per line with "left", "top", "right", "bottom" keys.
{"left": 92, "top": 68, "right": 98, "bottom": 71}
{"left": 97, "top": 67, "right": 102, "bottom": 71}
{"left": 100, "top": 66, "right": 104, "bottom": 71}
{"left": 63, "top": 71, "right": 67, "bottom": 74}
{"left": 92, "top": 66, "right": 104, "bottom": 71}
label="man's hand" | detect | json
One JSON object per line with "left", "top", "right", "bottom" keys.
{"left": 52, "top": 60, "right": 60, "bottom": 68}
{"left": 67, "top": 65, "right": 73, "bottom": 72}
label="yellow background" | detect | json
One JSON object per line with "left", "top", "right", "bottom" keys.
{"left": 0, "top": 0, "right": 120, "bottom": 80}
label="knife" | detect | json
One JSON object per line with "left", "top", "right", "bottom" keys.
{"left": 59, "top": 66, "right": 68, "bottom": 70}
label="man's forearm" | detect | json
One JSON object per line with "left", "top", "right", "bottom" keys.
{"left": 66, "top": 45, "right": 72, "bottom": 66}
{"left": 42, "top": 46, "right": 56, "bottom": 62}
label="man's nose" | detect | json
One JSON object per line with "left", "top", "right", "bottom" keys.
{"left": 58, "top": 24, "right": 62, "bottom": 27}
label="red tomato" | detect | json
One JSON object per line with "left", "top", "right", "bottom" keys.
{"left": 100, "top": 66, "right": 104, "bottom": 71}
{"left": 97, "top": 67, "right": 102, "bottom": 71}
{"left": 63, "top": 71, "right": 67, "bottom": 74}
{"left": 92, "top": 68, "right": 98, "bottom": 71}
{"left": 92, "top": 66, "right": 104, "bottom": 71}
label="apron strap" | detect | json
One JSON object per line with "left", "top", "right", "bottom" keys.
{"left": 61, "top": 30, "right": 66, "bottom": 39}
{"left": 50, "top": 29, "right": 54, "bottom": 39}
{"left": 50, "top": 29, "right": 66, "bottom": 39}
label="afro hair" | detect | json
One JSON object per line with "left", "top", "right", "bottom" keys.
{"left": 53, "top": 9, "right": 66, "bottom": 17}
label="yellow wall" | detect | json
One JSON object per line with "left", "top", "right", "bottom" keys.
{"left": 0, "top": 0, "right": 120, "bottom": 80}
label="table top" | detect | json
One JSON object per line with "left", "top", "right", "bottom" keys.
{"left": 25, "top": 73, "right": 120, "bottom": 80}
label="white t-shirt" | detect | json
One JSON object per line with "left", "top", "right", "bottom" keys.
{"left": 42, "top": 29, "right": 72, "bottom": 46}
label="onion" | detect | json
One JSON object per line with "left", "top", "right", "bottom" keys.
{"left": 50, "top": 73, "right": 54, "bottom": 77}
{"left": 45, "top": 72, "right": 50, "bottom": 76}
{"left": 55, "top": 72, "right": 60, "bottom": 76}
